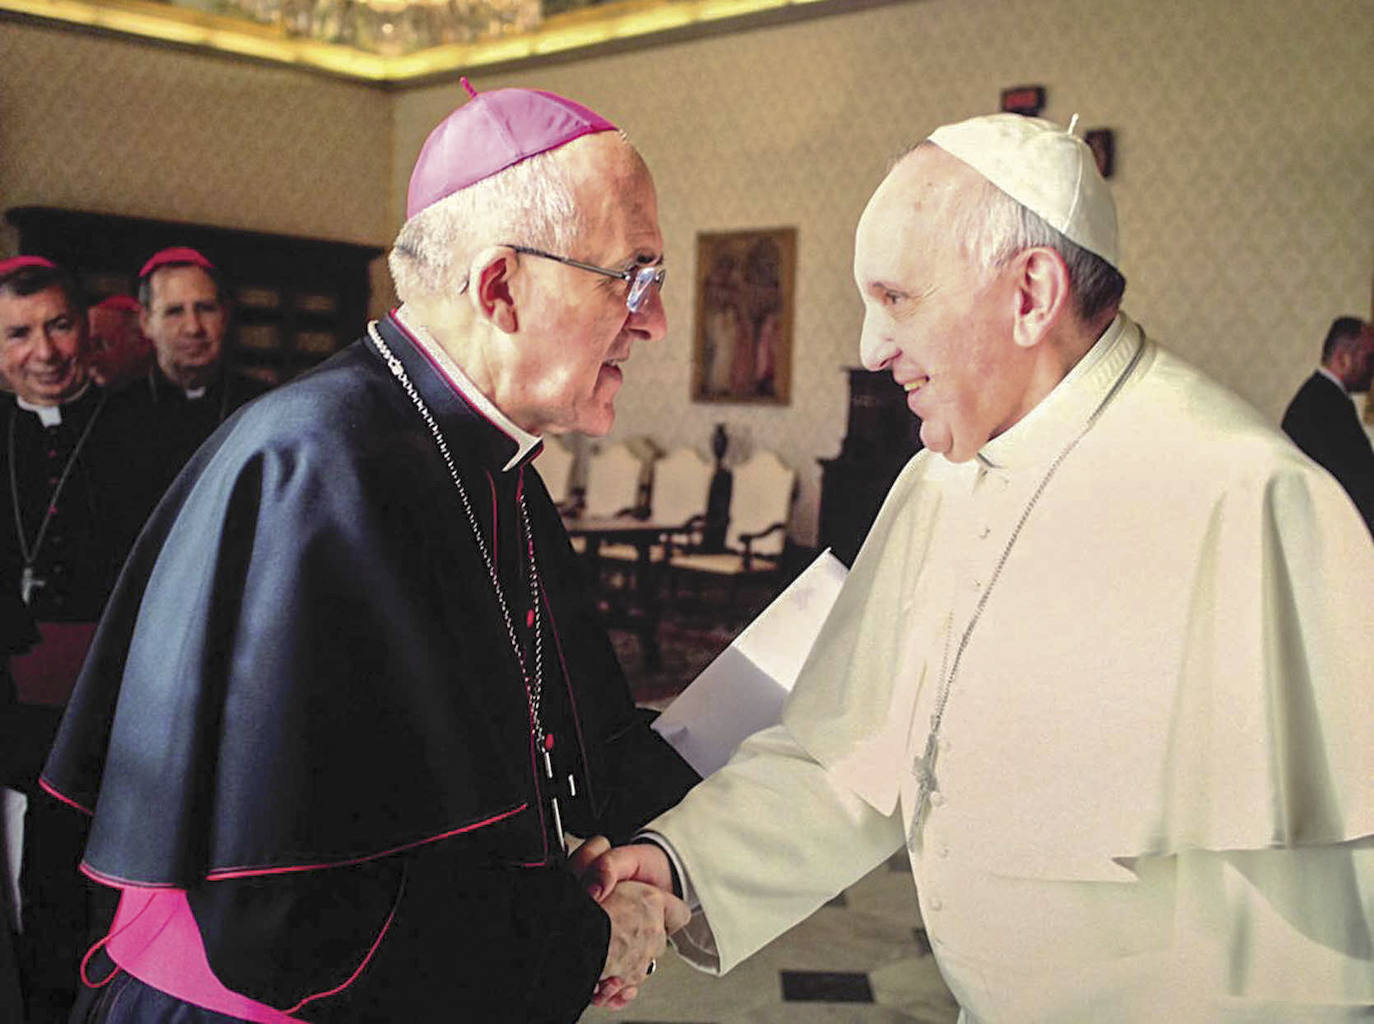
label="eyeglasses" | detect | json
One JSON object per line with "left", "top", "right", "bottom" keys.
{"left": 508, "top": 245, "right": 666, "bottom": 314}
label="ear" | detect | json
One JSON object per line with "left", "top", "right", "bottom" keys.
{"left": 138, "top": 305, "right": 152, "bottom": 337}
{"left": 1010, "top": 247, "right": 1071, "bottom": 350}
{"left": 470, "top": 246, "right": 519, "bottom": 334}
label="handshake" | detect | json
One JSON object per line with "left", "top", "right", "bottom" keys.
{"left": 568, "top": 836, "right": 684, "bottom": 1010}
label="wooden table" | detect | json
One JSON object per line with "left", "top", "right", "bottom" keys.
{"left": 562, "top": 515, "right": 679, "bottom": 670}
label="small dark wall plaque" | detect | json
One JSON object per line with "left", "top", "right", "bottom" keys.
{"left": 1000, "top": 84, "right": 1046, "bottom": 117}
{"left": 1085, "top": 128, "right": 1116, "bottom": 178}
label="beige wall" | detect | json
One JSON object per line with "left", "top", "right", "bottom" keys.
{"left": 3, "top": 0, "right": 1371, "bottom": 545}
{"left": 395, "top": 0, "right": 1374, "bottom": 545}
{"left": 0, "top": 21, "right": 392, "bottom": 256}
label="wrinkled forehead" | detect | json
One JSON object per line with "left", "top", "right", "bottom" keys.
{"left": 566, "top": 134, "right": 661, "bottom": 253}
{"left": 855, "top": 151, "right": 970, "bottom": 273}
{"left": 0, "top": 284, "right": 80, "bottom": 327}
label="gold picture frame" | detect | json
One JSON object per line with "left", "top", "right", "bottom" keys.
{"left": 692, "top": 227, "right": 795, "bottom": 405}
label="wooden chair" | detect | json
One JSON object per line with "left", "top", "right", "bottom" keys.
{"left": 537, "top": 435, "right": 577, "bottom": 514}
{"left": 666, "top": 449, "right": 795, "bottom": 606}
{"left": 598, "top": 447, "right": 713, "bottom": 565}
{"left": 581, "top": 442, "right": 642, "bottom": 518}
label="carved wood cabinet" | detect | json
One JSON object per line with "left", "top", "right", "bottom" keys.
{"left": 818, "top": 368, "right": 922, "bottom": 566}
{"left": 6, "top": 206, "right": 384, "bottom": 386}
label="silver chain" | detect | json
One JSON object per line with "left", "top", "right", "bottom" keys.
{"left": 909, "top": 336, "right": 1146, "bottom": 844}
{"left": 367, "top": 324, "right": 548, "bottom": 746}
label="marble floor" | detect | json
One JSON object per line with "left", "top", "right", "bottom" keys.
{"left": 579, "top": 851, "right": 960, "bottom": 1024}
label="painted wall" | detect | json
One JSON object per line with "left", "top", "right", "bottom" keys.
{"left": 0, "top": 21, "right": 392, "bottom": 266}
{"left": 3, "top": 0, "right": 1371, "bottom": 546}
{"left": 394, "top": 0, "right": 1374, "bottom": 545}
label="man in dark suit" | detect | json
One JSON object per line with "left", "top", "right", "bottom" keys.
{"left": 1282, "top": 316, "right": 1374, "bottom": 535}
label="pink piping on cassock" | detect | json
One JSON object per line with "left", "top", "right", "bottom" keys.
{"left": 74, "top": 804, "right": 528, "bottom": 889}
{"left": 39, "top": 776, "right": 92, "bottom": 816}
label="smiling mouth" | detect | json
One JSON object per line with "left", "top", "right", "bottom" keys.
{"left": 902, "top": 375, "right": 930, "bottom": 393}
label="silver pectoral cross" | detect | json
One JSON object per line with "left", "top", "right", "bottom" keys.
{"left": 541, "top": 745, "right": 568, "bottom": 858}
{"left": 907, "top": 723, "right": 941, "bottom": 850}
{"left": 20, "top": 565, "right": 45, "bottom": 606}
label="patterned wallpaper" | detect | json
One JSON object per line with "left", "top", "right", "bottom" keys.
{"left": 0, "top": 21, "right": 393, "bottom": 252}
{"left": 395, "top": 0, "right": 1374, "bottom": 545}
{"left": 3, "top": 0, "right": 1372, "bottom": 546}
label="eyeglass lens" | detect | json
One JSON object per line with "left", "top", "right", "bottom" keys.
{"left": 627, "top": 266, "right": 666, "bottom": 313}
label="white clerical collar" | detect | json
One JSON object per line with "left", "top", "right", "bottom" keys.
{"left": 1317, "top": 366, "right": 1351, "bottom": 399}
{"left": 978, "top": 314, "right": 1142, "bottom": 471}
{"left": 393, "top": 305, "right": 541, "bottom": 472}
{"left": 184, "top": 386, "right": 208, "bottom": 400}
{"left": 16, "top": 380, "right": 92, "bottom": 427}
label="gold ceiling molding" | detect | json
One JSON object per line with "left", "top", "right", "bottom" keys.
{"left": 0, "top": 0, "right": 849, "bottom": 83}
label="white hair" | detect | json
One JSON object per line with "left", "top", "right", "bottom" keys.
{"left": 910, "top": 140, "right": 1126, "bottom": 322}
{"left": 389, "top": 144, "right": 584, "bottom": 304}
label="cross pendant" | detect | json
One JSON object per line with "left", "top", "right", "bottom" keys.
{"left": 907, "top": 728, "right": 941, "bottom": 849}
{"left": 20, "top": 565, "right": 45, "bottom": 606}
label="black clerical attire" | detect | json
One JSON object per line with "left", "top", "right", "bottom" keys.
{"left": 46, "top": 312, "right": 698, "bottom": 1022}
{"left": 123, "top": 364, "right": 270, "bottom": 511}
{"left": 1282, "top": 371, "right": 1374, "bottom": 535}
{"left": 1, "top": 384, "right": 148, "bottom": 1023}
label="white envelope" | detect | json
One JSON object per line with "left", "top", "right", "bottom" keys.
{"left": 651, "top": 550, "right": 847, "bottom": 776}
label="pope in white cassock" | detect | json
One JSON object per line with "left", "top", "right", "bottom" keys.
{"left": 584, "top": 113, "right": 1374, "bottom": 1021}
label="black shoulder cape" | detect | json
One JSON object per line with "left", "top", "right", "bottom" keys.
{"left": 43, "top": 314, "right": 694, "bottom": 887}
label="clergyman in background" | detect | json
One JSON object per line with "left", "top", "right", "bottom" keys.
{"left": 1282, "top": 315, "right": 1374, "bottom": 535}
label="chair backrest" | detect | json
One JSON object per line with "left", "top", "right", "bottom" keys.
{"left": 650, "top": 447, "right": 713, "bottom": 527}
{"left": 537, "top": 436, "right": 576, "bottom": 507}
{"left": 582, "top": 441, "right": 642, "bottom": 518}
{"left": 726, "top": 449, "right": 794, "bottom": 557}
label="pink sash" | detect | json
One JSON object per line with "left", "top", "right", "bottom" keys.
{"left": 88, "top": 883, "right": 395, "bottom": 1022}
{"left": 9, "top": 621, "right": 96, "bottom": 705}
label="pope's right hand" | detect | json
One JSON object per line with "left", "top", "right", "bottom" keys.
{"left": 584, "top": 841, "right": 675, "bottom": 903}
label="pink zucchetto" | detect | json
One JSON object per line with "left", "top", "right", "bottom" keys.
{"left": 405, "top": 77, "right": 617, "bottom": 220}
{"left": 139, "top": 247, "right": 216, "bottom": 279}
{"left": 0, "top": 255, "right": 59, "bottom": 278}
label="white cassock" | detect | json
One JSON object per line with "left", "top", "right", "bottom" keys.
{"left": 650, "top": 315, "right": 1374, "bottom": 1022}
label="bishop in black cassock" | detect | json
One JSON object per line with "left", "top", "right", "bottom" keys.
{"left": 46, "top": 85, "right": 696, "bottom": 1022}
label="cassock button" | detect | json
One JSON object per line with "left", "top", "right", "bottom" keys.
{"left": 526, "top": 609, "right": 535, "bottom": 628}
{"left": 978, "top": 525, "right": 991, "bottom": 539}
{"left": 938, "top": 845, "right": 950, "bottom": 859}
{"left": 928, "top": 895, "right": 944, "bottom": 911}
{"left": 929, "top": 791, "right": 946, "bottom": 808}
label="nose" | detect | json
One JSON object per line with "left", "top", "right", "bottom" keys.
{"left": 859, "top": 307, "right": 895, "bottom": 372}
{"left": 185, "top": 308, "right": 204, "bottom": 335}
{"left": 629, "top": 287, "right": 667, "bottom": 343}
{"left": 33, "top": 328, "right": 59, "bottom": 362}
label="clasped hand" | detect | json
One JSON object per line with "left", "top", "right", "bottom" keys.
{"left": 568, "top": 837, "right": 683, "bottom": 1009}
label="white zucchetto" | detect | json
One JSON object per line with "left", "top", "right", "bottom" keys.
{"left": 929, "top": 113, "right": 1120, "bottom": 269}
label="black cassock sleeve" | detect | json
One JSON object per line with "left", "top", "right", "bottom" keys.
{"left": 190, "top": 838, "right": 610, "bottom": 1023}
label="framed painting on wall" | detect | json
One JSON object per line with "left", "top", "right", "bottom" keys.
{"left": 692, "top": 227, "right": 795, "bottom": 405}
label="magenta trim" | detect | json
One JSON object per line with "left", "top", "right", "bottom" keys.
{"left": 75, "top": 804, "right": 527, "bottom": 887}
{"left": 205, "top": 804, "right": 527, "bottom": 880}
{"left": 383, "top": 314, "right": 509, "bottom": 437}
{"left": 39, "top": 776, "right": 93, "bottom": 816}
{"left": 286, "top": 871, "right": 404, "bottom": 1013}
{"left": 486, "top": 467, "right": 499, "bottom": 562}
{"left": 542, "top": 581, "right": 594, "bottom": 809}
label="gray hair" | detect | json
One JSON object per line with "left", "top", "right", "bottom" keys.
{"left": 957, "top": 175, "right": 1126, "bottom": 323}
{"left": 389, "top": 145, "right": 584, "bottom": 304}
{"left": 911, "top": 140, "right": 1127, "bottom": 323}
